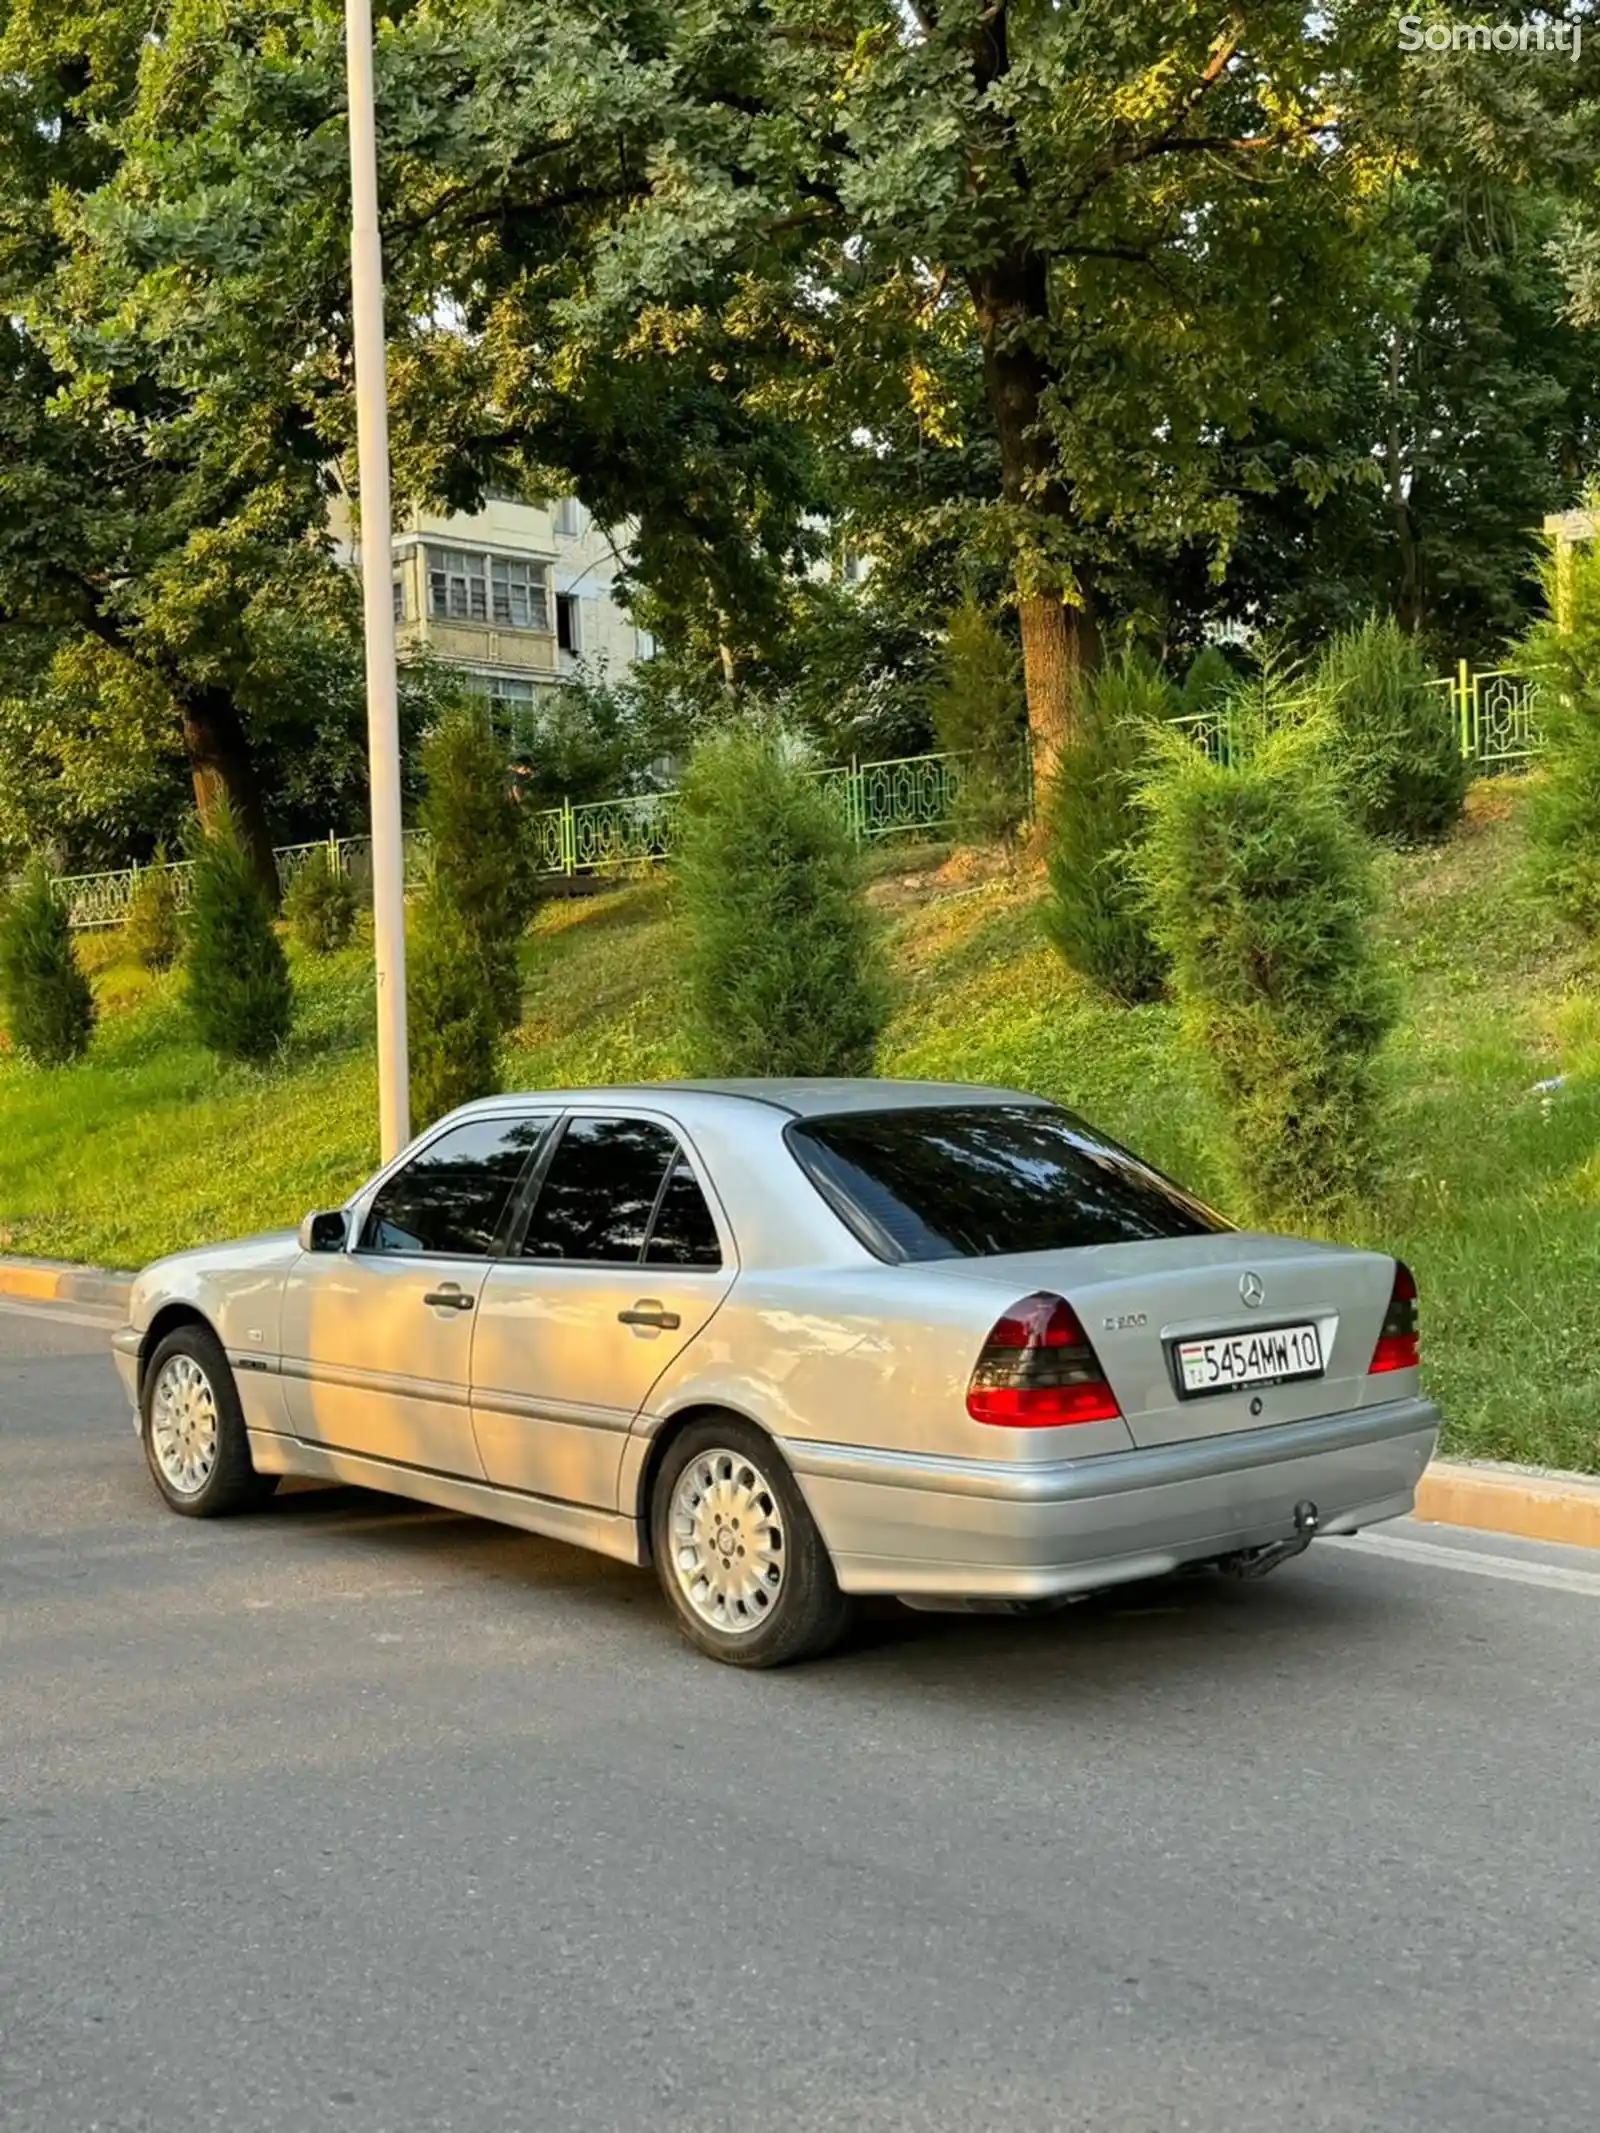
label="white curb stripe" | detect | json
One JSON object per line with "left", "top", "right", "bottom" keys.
{"left": 0, "top": 1295, "right": 123, "bottom": 1331}
{"left": 1325, "top": 1529, "right": 1600, "bottom": 1599}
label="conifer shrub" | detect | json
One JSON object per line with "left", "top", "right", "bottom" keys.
{"left": 284, "top": 845, "right": 358, "bottom": 955}
{"left": 676, "top": 725, "right": 886, "bottom": 1076}
{"left": 1521, "top": 527, "right": 1600, "bottom": 931}
{"left": 1179, "top": 643, "right": 1241, "bottom": 720}
{"left": 407, "top": 878, "right": 501, "bottom": 1128}
{"left": 928, "top": 594, "right": 1029, "bottom": 846}
{"left": 125, "top": 850, "right": 183, "bottom": 972}
{"left": 1313, "top": 615, "right": 1467, "bottom": 844}
{"left": 1042, "top": 651, "right": 1180, "bottom": 1004}
{"left": 183, "top": 803, "right": 292, "bottom": 1062}
{"left": 1141, "top": 695, "right": 1395, "bottom": 1220}
{"left": 0, "top": 857, "right": 96, "bottom": 1065}
{"left": 419, "top": 702, "right": 538, "bottom": 1030}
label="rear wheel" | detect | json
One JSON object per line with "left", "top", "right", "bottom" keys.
{"left": 141, "top": 1325, "right": 278, "bottom": 1518}
{"left": 649, "top": 1417, "right": 853, "bottom": 1668}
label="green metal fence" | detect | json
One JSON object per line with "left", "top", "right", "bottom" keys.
{"left": 1172, "top": 661, "right": 1541, "bottom": 774}
{"left": 518, "top": 751, "right": 970, "bottom": 884}
{"left": 50, "top": 664, "right": 1540, "bottom": 929}
{"left": 1445, "top": 662, "right": 1541, "bottom": 769}
{"left": 55, "top": 749, "right": 974, "bottom": 928}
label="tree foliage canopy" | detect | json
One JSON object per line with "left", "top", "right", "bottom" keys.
{"left": 1, "top": 2, "right": 1596, "bottom": 870}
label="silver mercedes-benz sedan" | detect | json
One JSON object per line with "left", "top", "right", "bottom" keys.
{"left": 113, "top": 1079, "right": 1438, "bottom": 1666}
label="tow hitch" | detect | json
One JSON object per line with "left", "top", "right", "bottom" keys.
{"left": 1214, "top": 1500, "right": 1320, "bottom": 1581}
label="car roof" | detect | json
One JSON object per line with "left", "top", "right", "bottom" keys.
{"left": 462, "top": 1078, "right": 1046, "bottom": 1121}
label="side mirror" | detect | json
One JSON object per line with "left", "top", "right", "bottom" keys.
{"left": 298, "top": 1208, "right": 349, "bottom": 1253}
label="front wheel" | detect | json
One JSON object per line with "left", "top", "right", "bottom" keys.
{"left": 141, "top": 1325, "right": 278, "bottom": 1518}
{"left": 649, "top": 1418, "right": 853, "bottom": 1668}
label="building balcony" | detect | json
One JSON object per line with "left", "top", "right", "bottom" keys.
{"left": 397, "top": 614, "right": 559, "bottom": 676}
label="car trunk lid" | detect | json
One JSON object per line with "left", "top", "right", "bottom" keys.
{"left": 935, "top": 1233, "right": 1402, "bottom": 1448}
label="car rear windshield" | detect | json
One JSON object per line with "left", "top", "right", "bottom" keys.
{"left": 787, "top": 1103, "right": 1228, "bottom": 1262}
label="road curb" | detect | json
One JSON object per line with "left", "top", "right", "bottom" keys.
{"left": 2, "top": 1248, "right": 1598, "bottom": 1552}
{"left": 1414, "top": 1460, "right": 1600, "bottom": 1554}
{"left": 0, "top": 1255, "right": 134, "bottom": 1314}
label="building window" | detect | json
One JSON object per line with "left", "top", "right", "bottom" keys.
{"left": 553, "top": 498, "right": 583, "bottom": 539}
{"left": 555, "top": 592, "right": 580, "bottom": 656}
{"left": 430, "top": 546, "right": 483, "bottom": 622}
{"left": 392, "top": 574, "right": 406, "bottom": 623}
{"left": 463, "top": 672, "right": 537, "bottom": 709}
{"left": 426, "top": 547, "right": 550, "bottom": 631}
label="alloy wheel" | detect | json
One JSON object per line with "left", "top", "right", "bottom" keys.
{"left": 149, "top": 1353, "right": 220, "bottom": 1497}
{"left": 668, "top": 1447, "right": 787, "bottom": 1635}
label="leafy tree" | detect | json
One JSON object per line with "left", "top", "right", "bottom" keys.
{"left": 284, "top": 847, "right": 358, "bottom": 956}
{"left": 418, "top": 703, "right": 537, "bottom": 1031}
{"left": 1144, "top": 156, "right": 1600, "bottom": 657}
{"left": 826, "top": 6, "right": 1398, "bottom": 772}
{"left": 0, "top": 8, "right": 418, "bottom": 890}
{"left": 502, "top": 666, "right": 678, "bottom": 809}
{"left": 676, "top": 725, "right": 886, "bottom": 1077}
{"left": 622, "top": 568, "right": 946, "bottom": 772}
{"left": 183, "top": 804, "right": 292, "bottom": 1063}
{"left": 0, "top": 858, "right": 95, "bottom": 1066}
{"left": 928, "top": 596, "right": 1028, "bottom": 847}
{"left": 86, "top": 3, "right": 1415, "bottom": 787}
{"left": 407, "top": 883, "right": 501, "bottom": 1129}
{"left": 1521, "top": 520, "right": 1600, "bottom": 932}
{"left": 125, "top": 850, "right": 183, "bottom": 973}
{"left": 1313, "top": 617, "right": 1467, "bottom": 844}
{"left": 15, "top": 0, "right": 1595, "bottom": 843}
{"left": 1142, "top": 695, "right": 1395, "bottom": 1219}
{"left": 1043, "top": 652, "right": 1178, "bottom": 1005}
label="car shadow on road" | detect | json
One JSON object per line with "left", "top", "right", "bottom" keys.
{"left": 258, "top": 1480, "right": 1420, "bottom": 1713}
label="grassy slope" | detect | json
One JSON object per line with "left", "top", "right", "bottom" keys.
{"left": 3, "top": 788, "right": 1596, "bottom": 1469}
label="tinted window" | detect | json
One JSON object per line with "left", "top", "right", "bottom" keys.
{"left": 644, "top": 1162, "right": 722, "bottom": 1269}
{"left": 519, "top": 1117, "right": 678, "bottom": 1264}
{"left": 788, "top": 1104, "right": 1227, "bottom": 1261}
{"left": 359, "top": 1117, "right": 550, "bottom": 1257}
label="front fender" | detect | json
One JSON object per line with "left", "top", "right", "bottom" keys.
{"left": 128, "top": 1233, "right": 300, "bottom": 1350}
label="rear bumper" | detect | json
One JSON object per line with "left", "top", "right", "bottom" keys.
{"left": 781, "top": 1397, "right": 1440, "bottom": 1600}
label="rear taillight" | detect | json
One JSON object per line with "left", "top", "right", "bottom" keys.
{"left": 1368, "top": 1260, "right": 1419, "bottom": 1374}
{"left": 967, "top": 1291, "right": 1122, "bottom": 1427}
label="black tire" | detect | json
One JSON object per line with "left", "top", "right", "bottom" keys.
{"left": 649, "top": 1415, "right": 854, "bottom": 1668}
{"left": 140, "top": 1323, "right": 278, "bottom": 1519}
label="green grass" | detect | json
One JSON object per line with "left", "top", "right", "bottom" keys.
{"left": 4, "top": 792, "right": 1598, "bottom": 1471}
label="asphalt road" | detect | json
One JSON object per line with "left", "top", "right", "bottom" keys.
{"left": 3, "top": 1298, "right": 1598, "bottom": 2133}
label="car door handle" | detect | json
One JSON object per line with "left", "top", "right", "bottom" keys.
{"left": 423, "top": 1286, "right": 474, "bottom": 1312}
{"left": 618, "top": 1302, "right": 681, "bottom": 1331}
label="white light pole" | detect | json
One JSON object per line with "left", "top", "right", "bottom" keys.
{"left": 345, "top": 0, "right": 409, "bottom": 1161}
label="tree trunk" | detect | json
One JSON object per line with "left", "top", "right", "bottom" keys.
{"left": 962, "top": 12, "right": 1096, "bottom": 794}
{"left": 177, "top": 687, "right": 280, "bottom": 903}
{"left": 1018, "top": 593, "right": 1100, "bottom": 798}
{"left": 970, "top": 256, "right": 1098, "bottom": 789}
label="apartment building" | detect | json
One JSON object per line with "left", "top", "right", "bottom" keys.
{"left": 328, "top": 489, "right": 653, "bottom": 734}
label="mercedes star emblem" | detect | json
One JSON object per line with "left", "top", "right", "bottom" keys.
{"left": 1239, "top": 1272, "right": 1265, "bottom": 1308}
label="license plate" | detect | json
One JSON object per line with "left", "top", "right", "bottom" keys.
{"left": 1175, "top": 1323, "right": 1323, "bottom": 1397}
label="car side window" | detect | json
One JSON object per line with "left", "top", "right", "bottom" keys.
{"left": 358, "top": 1117, "right": 551, "bottom": 1258}
{"left": 643, "top": 1161, "right": 722, "bottom": 1269}
{"left": 518, "top": 1116, "right": 684, "bottom": 1265}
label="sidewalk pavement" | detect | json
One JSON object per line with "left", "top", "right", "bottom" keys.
{"left": 4, "top": 1252, "right": 1598, "bottom": 1554}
